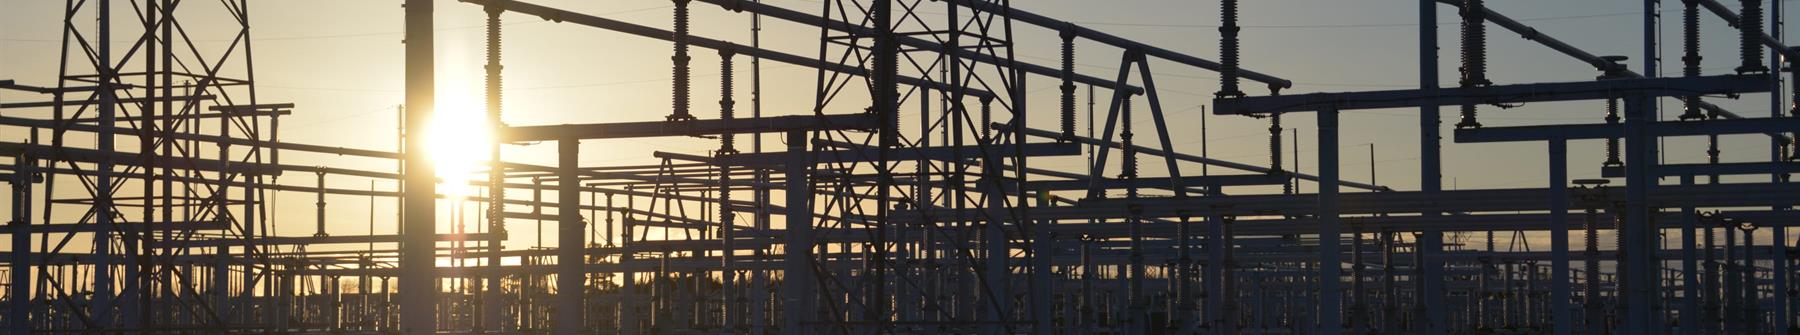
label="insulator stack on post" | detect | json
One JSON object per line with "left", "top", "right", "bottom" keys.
{"left": 1739, "top": 0, "right": 1768, "bottom": 74}
{"left": 1217, "top": 0, "right": 1243, "bottom": 99}
{"left": 1681, "top": 0, "right": 1706, "bottom": 121}
{"left": 1604, "top": 96, "right": 1623, "bottom": 167}
{"left": 670, "top": 0, "right": 695, "bottom": 121}
{"left": 315, "top": 170, "right": 328, "bottom": 237}
{"left": 720, "top": 48, "right": 737, "bottom": 155}
{"left": 1457, "top": 0, "right": 1489, "bottom": 129}
{"left": 1060, "top": 27, "right": 1077, "bottom": 141}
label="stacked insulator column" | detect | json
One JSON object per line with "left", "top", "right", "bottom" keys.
{"left": 1604, "top": 97, "right": 1622, "bottom": 167}
{"left": 1739, "top": 0, "right": 1768, "bottom": 73}
{"left": 719, "top": 48, "right": 737, "bottom": 155}
{"left": 1680, "top": 0, "right": 1706, "bottom": 121}
{"left": 1060, "top": 26, "right": 1077, "bottom": 140}
{"left": 1217, "top": 0, "right": 1243, "bottom": 98}
{"left": 670, "top": 0, "right": 695, "bottom": 121}
{"left": 1456, "top": 0, "right": 1489, "bottom": 129}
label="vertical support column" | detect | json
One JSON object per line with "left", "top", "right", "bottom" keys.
{"left": 870, "top": 0, "right": 897, "bottom": 330}
{"left": 8, "top": 156, "right": 32, "bottom": 334}
{"left": 94, "top": 0, "right": 117, "bottom": 328}
{"left": 556, "top": 139, "right": 585, "bottom": 335}
{"left": 1380, "top": 229, "right": 1398, "bottom": 331}
{"left": 1622, "top": 93, "right": 1657, "bottom": 334}
{"left": 1774, "top": 221, "right": 1790, "bottom": 333}
{"left": 1175, "top": 212, "right": 1195, "bottom": 334}
{"left": 1316, "top": 108, "right": 1342, "bottom": 335}
{"left": 1768, "top": 1, "right": 1792, "bottom": 333}
{"left": 982, "top": 163, "right": 1011, "bottom": 335}
{"left": 1740, "top": 226, "right": 1758, "bottom": 333}
{"left": 781, "top": 130, "right": 814, "bottom": 334}
{"left": 1680, "top": 176, "right": 1701, "bottom": 335}
{"left": 1030, "top": 191, "right": 1054, "bottom": 335}
{"left": 1205, "top": 200, "right": 1226, "bottom": 332}
{"left": 1549, "top": 139, "right": 1572, "bottom": 335}
{"left": 621, "top": 196, "right": 640, "bottom": 335}
{"left": 1724, "top": 219, "right": 1741, "bottom": 335}
{"left": 400, "top": 0, "right": 437, "bottom": 332}
{"left": 1417, "top": 0, "right": 1447, "bottom": 333}
{"left": 140, "top": 1, "right": 159, "bottom": 326}
{"left": 1632, "top": 0, "right": 1663, "bottom": 328}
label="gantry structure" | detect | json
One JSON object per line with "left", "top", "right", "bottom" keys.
{"left": 1, "top": 0, "right": 1796, "bottom": 334}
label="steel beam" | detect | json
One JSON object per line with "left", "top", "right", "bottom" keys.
{"left": 148, "top": 233, "right": 506, "bottom": 248}
{"left": 1214, "top": 74, "right": 1768, "bottom": 115}
{"left": 691, "top": 142, "right": 1078, "bottom": 166}
{"left": 1453, "top": 117, "right": 1800, "bottom": 142}
{"left": 1018, "top": 174, "right": 1285, "bottom": 191}
{"left": 499, "top": 114, "right": 877, "bottom": 142}
{"left": 1600, "top": 161, "right": 1800, "bottom": 178}
{"left": 1000, "top": 124, "right": 1391, "bottom": 191}
{"left": 896, "top": 183, "right": 1800, "bottom": 221}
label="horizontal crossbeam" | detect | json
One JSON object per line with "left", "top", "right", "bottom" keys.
{"left": 1214, "top": 74, "right": 1769, "bottom": 115}
{"left": 498, "top": 114, "right": 877, "bottom": 142}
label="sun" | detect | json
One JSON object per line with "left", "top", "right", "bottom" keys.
{"left": 427, "top": 95, "right": 491, "bottom": 200}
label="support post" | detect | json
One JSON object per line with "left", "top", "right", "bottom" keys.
{"left": 8, "top": 156, "right": 31, "bottom": 334}
{"left": 1622, "top": 93, "right": 1658, "bottom": 334}
{"left": 1031, "top": 191, "right": 1054, "bottom": 335}
{"left": 556, "top": 139, "right": 584, "bottom": 334}
{"left": 400, "top": 0, "right": 437, "bottom": 332}
{"left": 94, "top": 0, "right": 118, "bottom": 328}
{"left": 781, "top": 130, "right": 814, "bottom": 334}
{"left": 1681, "top": 175, "right": 1701, "bottom": 335}
{"left": 1205, "top": 206, "right": 1226, "bottom": 333}
{"left": 1550, "top": 139, "right": 1572, "bottom": 335}
{"left": 1418, "top": 0, "right": 1448, "bottom": 333}
{"left": 1317, "top": 108, "right": 1342, "bottom": 335}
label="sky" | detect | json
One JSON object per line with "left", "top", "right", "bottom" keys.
{"left": 1, "top": 0, "right": 1795, "bottom": 255}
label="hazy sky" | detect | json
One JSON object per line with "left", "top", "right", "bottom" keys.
{"left": 2, "top": 0, "right": 1794, "bottom": 252}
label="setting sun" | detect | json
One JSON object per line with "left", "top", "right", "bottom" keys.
{"left": 427, "top": 95, "right": 491, "bottom": 200}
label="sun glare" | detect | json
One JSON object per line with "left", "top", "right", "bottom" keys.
{"left": 427, "top": 96, "right": 491, "bottom": 200}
